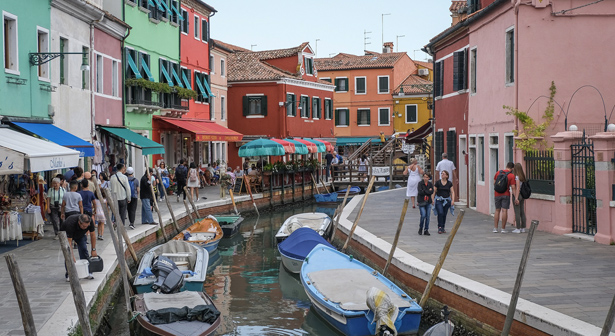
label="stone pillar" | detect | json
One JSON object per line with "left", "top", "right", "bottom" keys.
{"left": 550, "top": 131, "right": 583, "bottom": 235}
{"left": 590, "top": 132, "right": 615, "bottom": 244}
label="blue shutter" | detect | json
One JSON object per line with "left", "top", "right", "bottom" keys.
{"left": 201, "top": 75, "right": 215, "bottom": 97}
{"left": 171, "top": 2, "right": 183, "bottom": 20}
{"left": 195, "top": 74, "right": 207, "bottom": 97}
{"left": 126, "top": 52, "right": 142, "bottom": 79}
{"left": 182, "top": 70, "right": 191, "bottom": 90}
{"left": 159, "top": 61, "right": 173, "bottom": 86}
{"left": 140, "top": 55, "right": 154, "bottom": 81}
{"left": 171, "top": 66, "right": 183, "bottom": 88}
{"left": 153, "top": 0, "right": 166, "bottom": 12}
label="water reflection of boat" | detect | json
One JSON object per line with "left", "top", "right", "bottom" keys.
{"left": 278, "top": 227, "right": 334, "bottom": 274}
{"left": 206, "top": 249, "right": 222, "bottom": 274}
{"left": 302, "top": 307, "right": 345, "bottom": 335}
{"left": 301, "top": 244, "right": 422, "bottom": 336}
{"left": 314, "top": 206, "right": 336, "bottom": 218}
{"left": 214, "top": 215, "right": 244, "bottom": 238}
{"left": 278, "top": 263, "right": 310, "bottom": 307}
{"left": 172, "top": 215, "right": 223, "bottom": 253}
{"left": 275, "top": 212, "right": 331, "bottom": 243}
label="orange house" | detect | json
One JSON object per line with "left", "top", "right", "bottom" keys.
{"left": 315, "top": 43, "right": 416, "bottom": 142}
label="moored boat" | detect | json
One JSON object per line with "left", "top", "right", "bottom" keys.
{"left": 336, "top": 186, "right": 360, "bottom": 202}
{"left": 278, "top": 227, "right": 334, "bottom": 274}
{"left": 172, "top": 215, "right": 223, "bottom": 253}
{"left": 214, "top": 215, "right": 244, "bottom": 238}
{"left": 275, "top": 212, "right": 331, "bottom": 243}
{"left": 300, "top": 244, "right": 422, "bottom": 336}
{"left": 314, "top": 192, "right": 338, "bottom": 204}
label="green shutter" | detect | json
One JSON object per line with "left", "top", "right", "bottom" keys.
{"left": 261, "top": 96, "right": 267, "bottom": 116}
{"left": 335, "top": 109, "right": 339, "bottom": 126}
{"left": 243, "top": 96, "right": 249, "bottom": 116}
{"left": 334, "top": 78, "right": 339, "bottom": 92}
{"left": 367, "top": 109, "right": 371, "bottom": 125}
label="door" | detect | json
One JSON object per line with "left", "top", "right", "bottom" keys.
{"left": 458, "top": 136, "right": 468, "bottom": 203}
{"left": 489, "top": 148, "right": 498, "bottom": 214}
{"left": 469, "top": 147, "right": 476, "bottom": 208}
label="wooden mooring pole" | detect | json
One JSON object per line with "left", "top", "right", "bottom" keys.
{"left": 4, "top": 254, "right": 37, "bottom": 336}
{"left": 330, "top": 184, "right": 351, "bottom": 243}
{"left": 342, "top": 176, "right": 376, "bottom": 252}
{"left": 103, "top": 189, "right": 138, "bottom": 263}
{"left": 184, "top": 186, "right": 198, "bottom": 216}
{"left": 501, "top": 220, "right": 539, "bottom": 336}
{"left": 158, "top": 179, "right": 180, "bottom": 234}
{"left": 601, "top": 293, "right": 615, "bottom": 336}
{"left": 383, "top": 198, "right": 410, "bottom": 276}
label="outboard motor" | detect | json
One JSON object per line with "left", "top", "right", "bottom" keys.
{"left": 151, "top": 256, "right": 184, "bottom": 294}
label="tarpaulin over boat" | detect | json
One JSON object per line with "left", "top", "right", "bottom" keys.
{"left": 278, "top": 227, "right": 333, "bottom": 260}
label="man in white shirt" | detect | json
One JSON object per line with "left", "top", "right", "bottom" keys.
{"left": 109, "top": 163, "right": 131, "bottom": 227}
{"left": 435, "top": 152, "right": 457, "bottom": 187}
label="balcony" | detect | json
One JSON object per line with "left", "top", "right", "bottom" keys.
{"left": 160, "top": 93, "right": 189, "bottom": 118}
{"left": 125, "top": 86, "right": 161, "bottom": 114}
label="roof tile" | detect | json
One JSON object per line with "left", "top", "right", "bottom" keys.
{"left": 315, "top": 52, "right": 407, "bottom": 71}
{"left": 394, "top": 74, "right": 433, "bottom": 95}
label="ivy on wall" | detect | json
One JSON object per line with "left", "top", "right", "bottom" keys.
{"left": 125, "top": 78, "right": 198, "bottom": 100}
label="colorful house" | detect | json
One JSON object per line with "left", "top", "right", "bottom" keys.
{"left": 226, "top": 42, "right": 335, "bottom": 168}
{"left": 392, "top": 70, "right": 433, "bottom": 135}
{"left": 210, "top": 39, "right": 233, "bottom": 164}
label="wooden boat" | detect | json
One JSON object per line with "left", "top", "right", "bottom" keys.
{"left": 278, "top": 227, "right": 334, "bottom": 274}
{"left": 214, "top": 215, "right": 244, "bottom": 238}
{"left": 300, "top": 244, "right": 422, "bottom": 336}
{"left": 172, "top": 215, "right": 223, "bottom": 253}
{"left": 132, "top": 291, "right": 221, "bottom": 336}
{"left": 134, "top": 240, "right": 208, "bottom": 294}
{"left": 275, "top": 212, "right": 331, "bottom": 243}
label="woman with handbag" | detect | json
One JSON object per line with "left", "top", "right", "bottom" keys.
{"left": 512, "top": 163, "right": 527, "bottom": 233}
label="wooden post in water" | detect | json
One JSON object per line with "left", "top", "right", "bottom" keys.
{"left": 330, "top": 184, "right": 351, "bottom": 243}
{"left": 320, "top": 177, "right": 330, "bottom": 194}
{"left": 229, "top": 189, "right": 239, "bottom": 215}
{"left": 419, "top": 209, "right": 465, "bottom": 307}
{"left": 184, "top": 199, "right": 195, "bottom": 223}
{"left": 342, "top": 176, "right": 376, "bottom": 252}
{"left": 58, "top": 232, "right": 93, "bottom": 336}
{"left": 151, "top": 189, "right": 167, "bottom": 242}
{"left": 501, "top": 220, "right": 539, "bottom": 336}
{"left": 103, "top": 189, "right": 138, "bottom": 263}
{"left": 4, "top": 254, "right": 37, "bottom": 336}
{"left": 601, "top": 293, "right": 615, "bottom": 336}
{"left": 311, "top": 173, "right": 321, "bottom": 194}
{"left": 383, "top": 198, "right": 410, "bottom": 276}
{"left": 244, "top": 177, "right": 259, "bottom": 215}
{"left": 158, "top": 179, "right": 180, "bottom": 234}
{"left": 184, "top": 186, "right": 198, "bottom": 217}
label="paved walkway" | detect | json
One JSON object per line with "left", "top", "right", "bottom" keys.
{"left": 0, "top": 184, "right": 254, "bottom": 336}
{"left": 348, "top": 188, "right": 615, "bottom": 329}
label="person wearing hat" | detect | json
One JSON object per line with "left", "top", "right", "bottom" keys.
{"left": 126, "top": 167, "right": 139, "bottom": 230}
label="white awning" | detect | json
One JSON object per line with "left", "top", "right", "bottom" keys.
{"left": 0, "top": 128, "right": 80, "bottom": 174}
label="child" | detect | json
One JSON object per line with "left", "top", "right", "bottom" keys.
{"left": 78, "top": 179, "right": 96, "bottom": 218}
{"left": 61, "top": 180, "right": 83, "bottom": 219}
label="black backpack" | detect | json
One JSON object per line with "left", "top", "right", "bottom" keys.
{"left": 519, "top": 180, "right": 532, "bottom": 199}
{"left": 494, "top": 170, "right": 510, "bottom": 193}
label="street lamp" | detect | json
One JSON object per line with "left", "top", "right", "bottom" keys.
{"left": 381, "top": 13, "right": 391, "bottom": 49}
{"left": 315, "top": 39, "right": 320, "bottom": 57}
{"left": 29, "top": 51, "right": 89, "bottom": 70}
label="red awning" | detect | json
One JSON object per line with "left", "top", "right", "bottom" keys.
{"left": 292, "top": 138, "right": 318, "bottom": 153}
{"left": 155, "top": 117, "right": 243, "bottom": 142}
{"left": 270, "top": 138, "right": 296, "bottom": 153}
{"left": 314, "top": 139, "right": 335, "bottom": 152}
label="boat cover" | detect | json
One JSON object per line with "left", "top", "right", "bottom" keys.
{"left": 314, "top": 192, "right": 338, "bottom": 202}
{"left": 278, "top": 227, "right": 334, "bottom": 260}
{"left": 307, "top": 268, "right": 412, "bottom": 311}
{"left": 279, "top": 213, "right": 330, "bottom": 236}
{"left": 338, "top": 186, "right": 361, "bottom": 195}
{"left": 145, "top": 305, "right": 220, "bottom": 325}
{"left": 144, "top": 291, "right": 206, "bottom": 310}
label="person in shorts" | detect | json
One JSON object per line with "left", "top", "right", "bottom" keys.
{"left": 493, "top": 162, "right": 516, "bottom": 233}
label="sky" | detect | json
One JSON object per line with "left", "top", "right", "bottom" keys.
{"left": 205, "top": 0, "right": 453, "bottom": 61}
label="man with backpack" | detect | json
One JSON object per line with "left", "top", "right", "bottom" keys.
{"left": 493, "top": 162, "right": 516, "bottom": 233}
{"left": 126, "top": 167, "right": 139, "bottom": 230}
{"left": 175, "top": 159, "right": 188, "bottom": 202}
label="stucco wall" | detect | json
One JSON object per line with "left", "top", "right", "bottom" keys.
{"left": 94, "top": 28, "right": 123, "bottom": 127}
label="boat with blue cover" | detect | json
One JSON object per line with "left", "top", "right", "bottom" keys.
{"left": 301, "top": 244, "right": 422, "bottom": 336}
{"left": 337, "top": 186, "right": 361, "bottom": 201}
{"left": 275, "top": 212, "right": 331, "bottom": 243}
{"left": 278, "top": 227, "right": 334, "bottom": 274}
{"left": 314, "top": 192, "right": 338, "bottom": 204}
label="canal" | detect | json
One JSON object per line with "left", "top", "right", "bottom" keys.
{"left": 107, "top": 202, "right": 438, "bottom": 335}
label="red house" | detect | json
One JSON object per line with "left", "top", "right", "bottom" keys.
{"left": 226, "top": 42, "right": 335, "bottom": 167}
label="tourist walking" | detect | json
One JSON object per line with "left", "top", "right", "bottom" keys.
{"left": 358, "top": 155, "right": 368, "bottom": 181}
{"left": 403, "top": 158, "right": 423, "bottom": 208}
{"left": 61, "top": 180, "right": 83, "bottom": 219}
{"left": 126, "top": 167, "right": 139, "bottom": 230}
{"left": 156, "top": 162, "right": 169, "bottom": 202}
{"left": 109, "top": 163, "right": 131, "bottom": 227}
{"left": 417, "top": 173, "right": 433, "bottom": 236}
{"left": 433, "top": 170, "right": 455, "bottom": 234}
{"left": 93, "top": 192, "right": 106, "bottom": 240}
{"left": 175, "top": 159, "right": 188, "bottom": 202}
{"left": 46, "top": 177, "right": 65, "bottom": 239}
{"left": 435, "top": 153, "right": 457, "bottom": 200}
{"left": 512, "top": 163, "right": 527, "bottom": 233}
{"left": 187, "top": 162, "right": 200, "bottom": 201}
{"left": 78, "top": 179, "right": 96, "bottom": 218}
{"left": 493, "top": 162, "right": 516, "bottom": 233}
{"left": 140, "top": 168, "right": 156, "bottom": 225}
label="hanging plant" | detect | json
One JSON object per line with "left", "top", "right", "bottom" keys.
{"left": 175, "top": 86, "right": 198, "bottom": 100}
{"left": 125, "top": 78, "right": 172, "bottom": 94}
{"left": 504, "top": 81, "right": 556, "bottom": 152}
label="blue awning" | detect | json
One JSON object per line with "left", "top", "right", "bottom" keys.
{"left": 335, "top": 137, "right": 375, "bottom": 146}
{"left": 11, "top": 122, "right": 95, "bottom": 157}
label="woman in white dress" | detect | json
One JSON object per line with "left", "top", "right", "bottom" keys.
{"left": 186, "top": 162, "right": 201, "bottom": 201}
{"left": 404, "top": 158, "right": 424, "bottom": 208}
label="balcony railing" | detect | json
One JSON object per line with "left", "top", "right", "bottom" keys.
{"left": 125, "top": 87, "right": 161, "bottom": 113}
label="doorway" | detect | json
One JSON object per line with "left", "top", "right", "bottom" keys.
{"left": 469, "top": 147, "right": 476, "bottom": 208}
{"left": 458, "top": 136, "right": 467, "bottom": 203}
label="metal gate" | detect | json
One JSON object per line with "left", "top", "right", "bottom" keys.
{"left": 571, "top": 132, "right": 597, "bottom": 235}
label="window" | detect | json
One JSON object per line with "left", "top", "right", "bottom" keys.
{"left": 305, "top": 57, "right": 314, "bottom": 75}
{"left": 139, "top": 0, "right": 147, "bottom": 9}
{"left": 193, "top": 15, "right": 199, "bottom": 40}
{"left": 286, "top": 93, "right": 296, "bottom": 116}
{"left": 434, "top": 61, "right": 443, "bottom": 97}
{"left": 96, "top": 54, "right": 103, "bottom": 93}
{"left": 181, "top": 9, "right": 188, "bottom": 34}
{"left": 242, "top": 95, "right": 267, "bottom": 116}
{"left": 194, "top": 71, "right": 210, "bottom": 103}
{"left": 59, "top": 37, "right": 68, "bottom": 84}
{"left": 335, "top": 108, "right": 349, "bottom": 126}
{"left": 82, "top": 46, "right": 89, "bottom": 89}
{"left": 220, "top": 59, "right": 225, "bottom": 77}
{"left": 334, "top": 77, "right": 348, "bottom": 92}
{"left": 210, "top": 96, "right": 215, "bottom": 120}
{"left": 300, "top": 96, "right": 310, "bottom": 118}
{"left": 405, "top": 105, "right": 417, "bottom": 123}
{"left": 37, "top": 28, "right": 49, "bottom": 79}
{"left": 470, "top": 48, "right": 477, "bottom": 94}
{"left": 506, "top": 28, "right": 514, "bottom": 84}
{"left": 447, "top": 130, "right": 457, "bottom": 165}
{"left": 468, "top": 0, "right": 481, "bottom": 13}
{"left": 320, "top": 77, "right": 331, "bottom": 83}
{"left": 357, "top": 109, "right": 370, "bottom": 126}
{"left": 220, "top": 96, "right": 225, "bottom": 120}
{"left": 201, "top": 19, "right": 208, "bottom": 42}
{"left": 505, "top": 135, "right": 514, "bottom": 164}
{"left": 312, "top": 97, "right": 321, "bottom": 119}
{"left": 147, "top": 0, "right": 164, "bottom": 21}
{"left": 378, "top": 76, "right": 389, "bottom": 94}
{"left": 181, "top": 67, "right": 191, "bottom": 89}
{"left": 355, "top": 77, "right": 366, "bottom": 94}
{"left": 378, "top": 108, "right": 390, "bottom": 126}
{"left": 453, "top": 49, "right": 467, "bottom": 91}
{"left": 3, "top": 12, "right": 18, "bottom": 74}
{"left": 159, "top": 58, "right": 172, "bottom": 86}
{"left": 125, "top": 48, "right": 139, "bottom": 79}
{"left": 170, "top": 0, "right": 180, "bottom": 24}
{"left": 210, "top": 55, "right": 214, "bottom": 74}
{"left": 478, "top": 136, "right": 485, "bottom": 182}
{"left": 435, "top": 131, "right": 444, "bottom": 166}
{"left": 112, "top": 60, "right": 118, "bottom": 96}
{"left": 324, "top": 99, "right": 332, "bottom": 120}
{"left": 139, "top": 52, "right": 151, "bottom": 80}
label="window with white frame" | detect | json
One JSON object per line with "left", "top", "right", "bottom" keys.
{"left": 478, "top": 135, "right": 485, "bottom": 182}
{"left": 335, "top": 108, "right": 349, "bottom": 126}
{"left": 312, "top": 97, "right": 321, "bottom": 119}
{"left": 96, "top": 54, "right": 103, "bottom": 93}
{"left": 112, "top": 60, "right": 118, "bottom": 96}
{"left": 170, "top": 0, "right": 180, "bottom": 24}
{"left": 300, "top": 95, "right": 310, "bottom": 118}
{"left": 378, "top": 108, "right": 390, "bottom": 126}
{"left": 201, "top": 18, "right": 208, "bottom": 42}
{"left": 242, "top": 95, "right": 267, "bottom": 116}
{"left": 220, "top": 59, "right": 225, "bottom": 77}
{"left": 286, "top": 93, "right": 296, "bottom": 116}
{"left": 220, "top": 96, "right": 225, "bottom": 120}
{"left": 470, "top": 48, "right": 477, "bottom": 94}
{"left": 3, "top": 12, "right": 18, "bottom": 74}
{"left": 405, "top": 104, "right": 418, "bottom": 123}
{"left": 357, "top": 109, "right": 370, "bottom": 126}
{"left": 180, "top": 9, "right": 188, "bottom": 34}
{"left": 355, "top": 76, "right": 366, "bottom": 94}
{"left": 324, "top": 99, "right": 332, "bottom": 120}
{"left": 193, "top": 15, "right": 199, "bottom": 39}
{"left": 378, "top": 76, "right": 389, "bottom": 94}
{"left": 210, "top": 55, "right": 214, "bottom": 74}
{"left": 506, "top": 28, "right": 514, "bottom": 84}
{"left": 37, "top": 27, "right": 49, "bottom": 79}
{"left": 305, "top": 57, "right": 314, "bottom": 75}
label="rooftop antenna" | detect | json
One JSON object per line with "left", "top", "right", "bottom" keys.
{"left": 250, "top": 44, "right": 257, "bottom": 51}
{"left": 364, "top": 30, "right": 372, "bottom": 52}
{"left": 396, "top": 35, "right": 405, "bottom": 52}
{"left": 315, "top": 39, "right": 320, "bottom": 57}
{"left": 381, "top": 13, "right": 391, "bottom": 48}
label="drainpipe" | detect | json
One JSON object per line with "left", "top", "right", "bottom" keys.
{"left": 514, "top": 0, "right": 521, "bottom": 162}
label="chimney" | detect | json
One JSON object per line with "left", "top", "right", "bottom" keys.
{"left": 383, "top": 42, "right": 394, "bottom": 53}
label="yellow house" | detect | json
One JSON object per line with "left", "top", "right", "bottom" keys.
{"left": 392, "top": 73, "right": 433, "bottom": 134}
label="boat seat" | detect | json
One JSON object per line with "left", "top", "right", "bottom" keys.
{"left": 143, "top": 291, "right": 207, "bottom": 311}
{"left": 187, "top": 232, "right": 216, "bottom": 241}
{"left": 307, "top": 268, "right": 411, "bottom": 311}
{"left": 153, "top": 241, "right": 198, "bottom": 269}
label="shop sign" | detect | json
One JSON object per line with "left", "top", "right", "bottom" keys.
{"left": 29, "top": 155, "right": 79, "bottom": 173}
{"left": 402, "top": 142, "right": 415, "bottom": 154}
{"left": 0, "top": 148, "right": 23, "bottom": 174}
{"left": 369, "top": 166, "right": 390, "bottom": 176}
{"left": 195, "top": 134, "right": 242, "bottom": 142}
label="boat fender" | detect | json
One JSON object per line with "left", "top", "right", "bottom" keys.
{"left": 366, "top": 287, "right": 399, "bottom": 336}
{"left": 349, "top": 255, "right": 353, "bottom": 261}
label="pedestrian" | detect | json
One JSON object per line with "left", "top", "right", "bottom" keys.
{"left": 175, "top": 159, "right": 188, "bottom": 202}
{"left": 156, "top": 162, "right": 169, "bottom": 202}
{"left": 227, "top": 167, "right": 236, "bottom": 188}
{"left": 243, "top": 160, "right": 249, "bottom": 175}
{"left": 379, "top": 131, "right": 386, "bottom": 142}
{"left": 61, "top": 214, "right": 97, "bottom": 281}
{"left": 99, "top": 172, "right": 109, "bottom": 189}
{"left": 403, "top": 158, "right": 423, "bottom": 208}
{"left": 358, "top": 154, "right": 368, "bottom": 181}
{"left": 187, "top": 162, "right": 201, "bottom": 201}
{"left": 109, "top": 163, "right": 131, "bottom": 227}
{"left": 140, "top": 168, "right": 157, "bottom": 225}
{"left": 493, "top": 162, "right": 516, "bottom": 233}
{"left": 325, "top": 150, "right": 334, "bottom": 181}
{"left": 512, "top": 163, "right": 527, "bottom": 234}
{"left": 46, "top": 177, "right": 65, "bottom": 240}
{"left": 93, "top": 191, "right": 106, "bottom": 240}
{"left": 61, "top": 180, "right": 83, "bottom": 220}
{"left": 126, "top": 167, "right": 139, "bottom": 230}
{"left": 72, "top": 167, "right": 84, "bottom": 188}
{"left": 56, "top": 173, "right": 68, "bottom": 190}
{"left": 78, "top": 179, "right": 96, "bottom": 218}
{"left": 435, "top": 153, "right": 457, "bottom": 187}
{"left": 432, "top": 170, "right": 455, "bottom": 234}
{"left": 417, "top": 173, "right": 434, "bottom": 236}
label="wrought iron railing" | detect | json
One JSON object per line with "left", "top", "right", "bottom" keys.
{"left": 524, "top": 150, "right": 555, "bottom": 195}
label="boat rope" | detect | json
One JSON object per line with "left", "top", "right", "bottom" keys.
{"left": 127, "top": 312, "right": 141, "bottom": 323}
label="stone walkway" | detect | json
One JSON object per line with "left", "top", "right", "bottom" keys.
{"left": 349, "top": 188, "right": 615, "bottom": 329}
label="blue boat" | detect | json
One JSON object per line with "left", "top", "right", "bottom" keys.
{"left": 301, "top": 244, "right": 422, "bottom": 336}
{"left": 134, "top": 240, "right": 208, "bottom": 294}
{"left": 314, "top": 192, "right": 338, "bottom": 203}
{"left": 337, "top": 186, "right": 361, "bottom": 202}
{"left": 278, "top": 227, "right": 334, "bottom": 274}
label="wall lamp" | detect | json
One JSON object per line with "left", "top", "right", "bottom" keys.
{"left": 29, "top": 52, "right": 89, "bottom": 71}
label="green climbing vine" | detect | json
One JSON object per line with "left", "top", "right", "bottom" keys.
{"left": 504, "top": 81, "right": 556, "bottom": 152}
{"left": 125, "top": 78, "right": 198, "bottom": 100}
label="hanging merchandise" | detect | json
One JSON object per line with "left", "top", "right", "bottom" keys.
{"left": 0, "top": 211, "right": 22, "bottom": 243}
